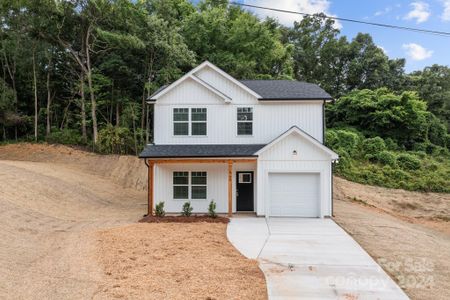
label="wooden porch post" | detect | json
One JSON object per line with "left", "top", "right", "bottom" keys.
{"left": 228, "top": 160, "right": 233, "bottom": 217}
{"left": 148, "top": 160, "right": 154, "bottom": 216}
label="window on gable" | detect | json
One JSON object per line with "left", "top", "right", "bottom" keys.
{"left": 173, "top": 108, "right": 189, "bottom": 136}
{"left": 173, "top": 108, "right": 207, "bottom": 136}
{"left": 237, "top": 107, "right": 253, "bottom": 135}
{"left": 191, "top": 108, "right": 207, "bottom": 136}
{"left": 173, "top": 172, "right": 189, "bottom": 199}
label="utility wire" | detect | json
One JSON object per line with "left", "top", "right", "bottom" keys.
{"left": 230, "top": 2, "right": 450, "bottom": 37}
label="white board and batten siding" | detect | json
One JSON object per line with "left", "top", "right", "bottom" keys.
{"left": 151, "top": 63, "right": 334, "bottom": 217}
{"left": 153, "top": 66, "right": 324, "bottom": 145}
{"left": 256, "top": 132, "right": 333, "bottom": 217}
{"left": 154, "top": 162, "right": 256, "bottom": 214}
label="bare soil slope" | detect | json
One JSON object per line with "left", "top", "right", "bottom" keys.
{"left": 333, "top": 177, "right": 450, "bottom": 300}
{"left": 0, "top": 144, "right": 266, "bottom": 300}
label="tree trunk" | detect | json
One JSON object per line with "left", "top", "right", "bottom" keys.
{"left": 46, "top": 56, "right": 52, "bottom": 138}
{"left": 145, "top": 104, "right": 149, "bottom": 144}
{"left": 85, "top": 26, "right": 98, "bottom": 144}
{"left": 60, "top": 100, "right": 71, "bottom": 130}
{"left": 115, "top": 102, "right": 120, "bottom": 127}
{"left": 80, "top": 73, "right": 87, "bottom": 143}
{"left": 32, "top": 49, "right": 38, "bottom": 142}
{"left": 131, "top": 104, "right": 138, "bottom": 155}
{"left": 2, "top": 46, "right": 18, "bottom": 141}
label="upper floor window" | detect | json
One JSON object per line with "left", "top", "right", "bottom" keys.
{"left": 191, "top": 108, "right": 207, "bottom": 136}
{"left": 173, "top": 108, "right": 207, "bottom": 136}
{"left": 237, "top": 107, "right": 253, "bottom": 135}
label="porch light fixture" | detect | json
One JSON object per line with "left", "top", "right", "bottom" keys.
{"left": 292, "top": 150, "right": 298, "bottom": 155}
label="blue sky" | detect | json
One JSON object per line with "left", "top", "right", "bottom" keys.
{"left": 236, "top": 0, "right": 450, "bottom": 72}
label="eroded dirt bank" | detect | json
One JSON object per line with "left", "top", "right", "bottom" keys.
{"left": 333, "top": 177, "right": 450, "bottom": 300}
{"left": 0, "top": 144, "right": 266, "bottom": 299}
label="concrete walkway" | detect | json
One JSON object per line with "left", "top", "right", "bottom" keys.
{"left": 227, "top": 217, "right": 409, "bottom": 300}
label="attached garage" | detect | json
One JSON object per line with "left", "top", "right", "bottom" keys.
{"left": 255, "top": 126, "right": 339, "bottom": 218}
{"left": 269, "top": 173, "right": 320, "bottom": 217}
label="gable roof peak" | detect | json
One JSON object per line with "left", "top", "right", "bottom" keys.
{"left": 147, "top": 60, "right": 261, "bottom": 101}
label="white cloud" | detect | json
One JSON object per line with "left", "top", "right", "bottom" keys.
{"left": 404, "top": 1, "right": 431, "bottom": 23}
{"left": 374, "top": 6, "right": 392, "bottom": 17}
{"left": 441, "top": 0, "right": 450, "bottom": 21}
{"left": 402, "top": 43, "right": 433, "bottom": 60}
{"left": 378, "top": 46, "right": 388, "bottom": 54}
{"left": 247, "top": 0, "right": 342, "bottom": 29}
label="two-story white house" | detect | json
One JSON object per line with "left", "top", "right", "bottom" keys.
{"left": 139, "top": 61, "right": 338, "bottom": 218}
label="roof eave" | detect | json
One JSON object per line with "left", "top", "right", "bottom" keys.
{"left": 258, "top": 97, "right": 334, "bottom": 101}
{"left": 139, "top": 154, "right": 259, "bottom": 159}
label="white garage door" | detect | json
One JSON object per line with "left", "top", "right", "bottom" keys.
{"left": 269, "top": 173, "right": 320, "bottom": 217}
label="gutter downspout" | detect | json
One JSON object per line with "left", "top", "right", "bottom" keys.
{"left": 144, "top": 158, "right": 150, "bottom": 217}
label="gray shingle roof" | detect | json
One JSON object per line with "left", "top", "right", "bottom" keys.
{"left": 239, "top": 80, "right": 333, "bottom": 100}
{"left": 139, "top": 144, "right": 266, "bottom": 158}
{"left": 148, "top": 85, "right": 168, "bottom": 100}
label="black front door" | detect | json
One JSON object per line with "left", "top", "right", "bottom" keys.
{"left": 236, "top": 171, "right": 254, "bottom": 211}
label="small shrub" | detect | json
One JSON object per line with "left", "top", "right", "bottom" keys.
{"left": 47, "top": 128, "right": 82, "bottom": 145}
{"left": 325, "top": 130, "right": 339, "bottom": 148}
{"left": 181, "top": 201, "right": 193, "bottom": 217}
{"left": 362, "top": 137, "right": 386, "bottom": 154}
{"left": 337, "top": 129, "right": 361, "bottom": 156}
{"left": 97, "top": 124, "right": 133, "bottom": 154}
{"left": 155, "top": 201, "right": 165, "bottom": 217}
{"left": 208, "top": 200, "right": 217, "bottom": 218}
{"left": 376, "top": 150, "right": 397, "bottom": 167}
{"left": 397, "top": 153, "right": 421, "bottom": 170}
{"left": 384, "top": 138, "right": 398, "bottom": 151}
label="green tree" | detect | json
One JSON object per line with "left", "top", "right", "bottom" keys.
{"left": 405, "top": 65, "right": 450, "bottom": 129}
{"left": 181, "top": 0, "right": 293, "bottom": 78}
{"left": 327, "top": 88, "right": 446, "bottom": 148}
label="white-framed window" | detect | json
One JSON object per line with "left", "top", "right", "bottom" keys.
{"left": 173, "top": 108, "right": 207, "bottom": 136}
{"left": 191, "top": 172, "right": 207, "bottom": 199}
{"left": 173, "top": 108, "right": 189, "bottom": 136}
{"left": 173, "top": 171, "right": 207, "bottom": 200}
{"left": 238, "top": 172, "right": 252, "bottom": 184}
{"left": 237, "top": 107, "right": 253, "bottom": 135}
{"left": 173, "top": 171, "right": 189, "bottom": 199}
{"left": 191, "top": 108, "right": 207, "bottom": 136}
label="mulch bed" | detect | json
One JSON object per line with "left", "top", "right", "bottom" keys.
{"left": 139, "top": 215, "right": 230, "bottom": 223}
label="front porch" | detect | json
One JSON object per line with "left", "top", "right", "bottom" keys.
{"left": 144, "top": 158, "right": 258, "bottom": 217}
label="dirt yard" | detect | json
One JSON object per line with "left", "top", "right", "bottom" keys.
{"left": 333, "top": 177, "right": 450, "bottom": 300}
{"left": 1, "top": 143, "right": 449, "bottom": 300}
{"left": 96, "top": 223, "right": 266, "bottom": 300}
{"left": 0, "top": 144, "right": 266, "bottom": 300}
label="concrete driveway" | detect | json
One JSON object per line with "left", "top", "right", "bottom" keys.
{"left": 227, "top": 217, "right": 409, "bottom": 300}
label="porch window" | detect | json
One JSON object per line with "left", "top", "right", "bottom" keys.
{"left": 237, "top": 107, "right": 253, "bottom": 135}
{"left": 173, "top": 171, "right": 207, "bottom": 200}
{"left": 173, "top": 108, "right": 189, "bottom": 136}
{"left": 173, "top": 171, "right": 189, "bottom": 199}
{"left": 191, "top": 108, "right": 207, "bottom": 136}
{"left": 191, "top": 171, "right": 207, "bottom": 199}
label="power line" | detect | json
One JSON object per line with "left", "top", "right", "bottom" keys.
{"left": 230, "top": 2, "right": 450, "bottom": 37}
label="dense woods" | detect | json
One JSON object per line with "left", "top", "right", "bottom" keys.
{"left": 1, "top": 0, "right": 449, "bottom": 191}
